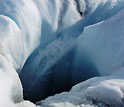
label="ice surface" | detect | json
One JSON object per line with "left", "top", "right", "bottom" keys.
{"left": 0, "top": 0, "right": 42, "bottom": 106}
{"left": 0, "top": 0, "right": 81, "bottom": 106}
{"left": 20, "top": 0, "right": 124, "bottom": 102}
{"left": 37, "top": 8, "right": 124, "bottom": 107}
{"left": 76, "top": 0, "right": 124, "bottom": 25}
{"left": 20, "top": 0, "right": 82, "bottom": 102}
{"left": 0, "top": 0, "right": 124, "bottom": 106}
{"left": 75, "top": 8, "right": 124, "bottom": 76}
{"left": 0, "top": 0, "right": 41, "bottom": 71}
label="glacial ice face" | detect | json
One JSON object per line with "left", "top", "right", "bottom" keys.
{"left": 38, "top": 8, "right": 124, "bottom": 107}
{"left": 20, "top": 0, "right": 82, "bottom": 102}
{"left": 0, "top": 0, "right": 124, "bottom": 107}
{"left": 0, "top": 0, "right": 81, "bottom": 106}
{"left": 19, "top": 0, "right": 124, "bottom": 103}
{"left": 75, "top": 8, "right": 124, "bottom": 76}
{"left": 0, "top": 0, "right": 41, "bottom": 71}
{"left": 76, "top": 0, "right": 124, "bottom": 25}
{"left": 0, "top": 0, "right": 42, "bottom": 106}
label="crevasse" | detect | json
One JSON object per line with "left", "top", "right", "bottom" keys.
{"left": 0, "top": 0, "right": 124, "bottom": 107}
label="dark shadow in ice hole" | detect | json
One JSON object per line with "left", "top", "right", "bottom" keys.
{"left": 19, "top": 47, "right": 100, "bottom": 103}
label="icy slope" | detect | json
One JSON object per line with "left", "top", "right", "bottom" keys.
{"left": 20, "top": 0, "right": 82, "bottom": 102}
{"left": 0, "top": 0, "right": 81, "bottom": 106}
{"left": 75, "top": 7, "right": 124, "bottom": 76}
{"left": 0, "top": 0, "right": 41, "bottom": 106}
{"left": 38, "top": 8, "right": 124, "bottom": 107}
{"left": 20, "top": 0, "right": 124, "bottom": 102}
{"left": 0, "top": 0, "right": 41, "bottom": 71}
{"left": 0, "top": 0, "right": 124, "bottom": 107}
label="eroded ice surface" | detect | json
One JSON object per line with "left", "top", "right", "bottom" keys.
{"left": 0, "top": 0, "right": 124, "bottom": 107}
{"left": 38, "top": 8, "right": 124, "bottom": 107}
{"left": 20, "top": 0, "right": 124, "bottom": 103}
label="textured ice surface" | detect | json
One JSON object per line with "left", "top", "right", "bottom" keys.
{"left": 0, "top": 0, "right": 124, "bottom": 107}
{"left": 38, "top": 8, "right": 124, "bottom": 107}
{"left": 0, "top": 0, "right": 41, "bottom": 106}
{"left": 20, "top": 0, "right": 124, "bottom": 103}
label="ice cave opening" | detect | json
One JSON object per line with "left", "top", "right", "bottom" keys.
{"left": 19, "top": 46, "right": 100, "bottom": 103}
{"left": 18, "top": 0, "right": 124, "bottom": 103}
{"left": 1, "top": 0, "right": 124, "bottom": 107}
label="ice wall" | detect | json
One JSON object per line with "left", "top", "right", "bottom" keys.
{"left": 19, "top": 0, "right": 124, "bottom": 103}
{"left": 0, "top": 0, "right": 81, "bottom": 106}
{"left": 0, "top": 0, "right": 42, "bottom": 106}
{"left": 0, "top": 0, "right": 41, "bottom": 71}
{"left": 0, "top": 0, "right": 124, "bottom": 106}
{"left": 75, "top": 8, "right": 124, "bottom": 76}
{"left": 38, "top": 8, "right": 124, "bottom": 107}
{"left": 20, "top": 0, "right": 82, "bottom": 102}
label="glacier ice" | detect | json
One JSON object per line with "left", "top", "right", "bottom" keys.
{"left": 0, "top": 0, "right": 82, "bottom": 106}
{"left": 38, "top": 8, "right": 124, "bottom": 107}
{"left": 0, "top": 0, "right": 41, "bottom": 106}
{"left": 20, "top": 0, "right": 124, "bottom": 103}
{"left": 0, "top": 0, "right": 124, "bottom": 107}
{"left": 20, "top": 0, "right": 82, "bottom": 102}
{"left": 75, "top": 8, "right": 124, "bottom": 76}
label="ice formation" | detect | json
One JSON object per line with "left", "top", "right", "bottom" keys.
{"left": 0, "top": 0, "right": 124, "bottom": 107}
{"left": 20, "top": 0, "right": 124, "bottom": 103}
{"left": 38, "top": 7, "right": 124, "bottom": 107}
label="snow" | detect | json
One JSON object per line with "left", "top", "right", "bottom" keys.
{"left": 37, "top": 77, "right": 124, "bottom": 106}
{"left": 16, "top": 101, "right": 36, "bottom": 107}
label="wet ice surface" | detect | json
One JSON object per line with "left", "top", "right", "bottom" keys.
{"left": 0, "top": 0, "right": 124, "bottom": 107}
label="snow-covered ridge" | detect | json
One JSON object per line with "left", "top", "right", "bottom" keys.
{"left": 0, "top": 0, "right": 124, "bottom": 107}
